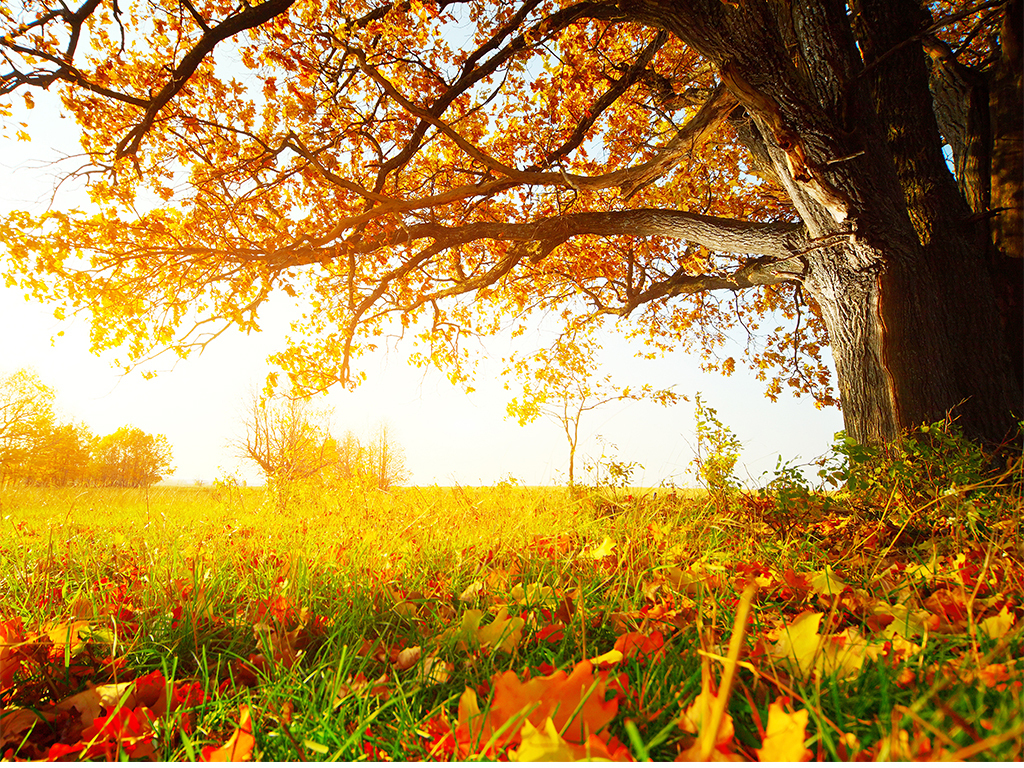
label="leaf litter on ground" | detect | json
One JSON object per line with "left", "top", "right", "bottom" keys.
{"left": 1, "top": 472, "right": 1022, "bottom": 761}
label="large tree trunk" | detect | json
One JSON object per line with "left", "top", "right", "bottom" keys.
{"left": 637, "top": 0, "right": 1022, "bottom": 444}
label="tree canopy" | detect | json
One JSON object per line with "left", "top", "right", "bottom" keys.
{"left": 0, "top": 0, "right": 1020, "bottom": 444}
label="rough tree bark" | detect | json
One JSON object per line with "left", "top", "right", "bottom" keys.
{"left": 629, "top": 0, "right": 1021, "bottom": 445}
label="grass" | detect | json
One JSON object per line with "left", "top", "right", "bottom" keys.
{"left": 1, "top": 449, "right": 1023, "bottom": 761}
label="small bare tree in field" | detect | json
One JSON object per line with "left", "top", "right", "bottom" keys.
{"left": 365, "top": 420, "right": 410, "bottom": 491}
{"left": 506, "top": 327, "right": 679, "bottom": 488}
{"left": 236, "top": 391, "right": 335, "bottom": 508}
{"left": 236, "top": 390, "right": 409, "bottom": 506}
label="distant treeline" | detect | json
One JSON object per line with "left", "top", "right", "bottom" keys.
{"left": 0, "top": 368, "right": 173, "bottom": 488}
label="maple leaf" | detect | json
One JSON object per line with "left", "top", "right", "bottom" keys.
{"left": 455, "top": 660, "right": 619, "bottom": 757}
{"left": 808, "top": 565, "right": 847, "bottom": 596}
{"left": 980, "top": 606, "right": 1016, "bottom": 639}
{"left": 510, "top": 717, "right": 632, "bottom": 761}
{"left": 201, "top": 705, "right": 255, "bottom": 762}
{"left": 458, "top": 607, "right": 525, "bottom": 653}
{"left": 767, "top": 611, "right": 823, "bottom": 679}
{"left": 0, "top": 617, "right": 26, "bottom": 689}
{"left": 767, "top": 612, "right": 890, "bottom": 681}
{"left": 55, "top": 680, "right": 138, "bottom": 727}
{"left": 614, "top": 630, "right": 666, "bottom": 664}
{"left": 755, "top": 697, "right": 811, "bottom": 762}
{"left": 678, "top": 676, "right": 736, "bottom": 759}
{"left": 510, "top": 582, "right": 559, "bottom": 607}
{"left": 46, "top": 619, "right": 93, "bottom": 657}
{"left": 77, "top": 706, "right": 159, "bottom": 761}
{"left": 0, "top": 708, "right": 55, "bottom": 754}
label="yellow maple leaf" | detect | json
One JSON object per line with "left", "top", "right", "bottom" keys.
{"left": 590, "top": 536, "right": 617, "bottom": 559}
{"left": 509, "top": 718, "right": 580, "bottom": 761}
{"left": 768, "top": 611, "right": 823, "bottom": 678}
{"left": 680, "top": 676, "right": 735, "bottom": 749}
{"left": 510, "top": 718, "right": 626, "bottom": 761}
{"left": 458, "top": 608, "right": 525, "bottom": 653}
{"left": 980, "top": 606, "right": 1015, "bottom": 640}
{"left": 756, "top": 697, "right": 812, "bottom": 761}
{"left": 809, "top": 566, "right": 847, "bottom": 595}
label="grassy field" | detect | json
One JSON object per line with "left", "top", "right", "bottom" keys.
{"left": 1, "top": 435, "right": 1022, "bottom": 761}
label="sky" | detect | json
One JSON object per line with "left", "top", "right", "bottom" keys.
{"left": 0, "top": 94, "right": 846, "bottom": 488}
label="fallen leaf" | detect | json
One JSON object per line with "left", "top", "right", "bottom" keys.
{"left": 395, "top": 645, "right": 422, "bottom": 670}
{"left": 590, "top": 536, "right": 617, "bottom": 559}
{"left": 980, "top": 606, "right": 1015, "bottom": 640}
{"left": 756, "top": 697, "right": 811, "bottom": 761}
{"left": 201, "top": 705, "right": 255, "bottom": 762}
{"left": 809, "top": 566, "right": 847, "bottom": 596}
{"left": 510, "top": 717, "right": 631, "bottom": 761}
{"left": 614, "top": 630, "right": 665, "bottom": 664}
{"left": 460, "top": 607, "right": 525, "bottom": 653}
{"left": 767, "top": 611, "right": 823, "bottom": 679}
{"left": 456, "top": 660, "right": 619, "bottom": 757}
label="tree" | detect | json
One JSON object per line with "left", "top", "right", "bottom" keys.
{"left": 364, "top": 420, "right": 409, "bottom": 490}
{"left": 0, "top": 0, "right": 1020, "bottom": 446}
{"left": 0, "top": 368, "right": 55, "bottom": 486}
{"left": 236, "top": 391, "right": 337, "bottom": 488}
{"left": 92, "top": 426, "right": 174, "bottom": 487}
{"left": 23, "top": 421, "right": 94, "bottom": 486}
{"left": 506, "top": 326, "right": 678, "bottom": 486}
{"left": 236, "top": 391, "right": 408, "bottom": 498}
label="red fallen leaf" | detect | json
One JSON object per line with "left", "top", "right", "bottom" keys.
{"left": 47, "top": 739, "right": 86, "bottom": 761}
{"left": 896, "top": 668, "right": 916, "bottom": 688}
{"left": 535, "top": 623, "right": 565, "bottom": 644}
{"left": 614, "top": 630, "right": 665, "bottom": 664}
{"left": 78, "top": 706, "right": 158, "bottom": 761}
{"left": 1, "top": 617, "right": 28, "bottom": 691}
{"left": 866, "top": 613, "right": 895, "bottom": 633}
{"left": 231, "top": 657, "right": 263, "bottom": 687}
{"left": 977, "top": 662, "right": 1023, "bottom": 692}
{"left": 171, "top": 681, "right": 206, "bottom": 734}
{"left": 201, "top": 705, "right": 255, "bottom": 762}
{"left": 924, "top": 588, "right": 969, "bottom": 629}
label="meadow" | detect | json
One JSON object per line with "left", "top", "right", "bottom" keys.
{"left": 1, "top": 427, "right": 1022, "bottom": 761}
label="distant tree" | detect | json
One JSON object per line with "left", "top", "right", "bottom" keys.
{"left": 92, "top": 426, "right": 174, "bottom": 487}
{"left": 23, "top": 422, "right": 94, "bottom": 486}
{"left": 236, "top": 391, "right": 337, "bottom": 505}
{"left": 506, "top": 327, "right": 678, "bottom": 487}
{"left": 236, "top": 391, "right": 409, "bottom": 499}
{"left": 0, "top": 368, "right": 56, "bottom": 486}
{"left": 364, "top": 420, "right": 410, "bottom": 490}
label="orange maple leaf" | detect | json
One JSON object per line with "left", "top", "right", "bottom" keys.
{"left": 201, "top": 705, "right": 255, "bottom": 762}
{"left": 456, "top": 660, "right": 619, "bottom": 757}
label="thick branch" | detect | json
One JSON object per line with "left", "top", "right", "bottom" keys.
{"left": 116, "top": 0, "right": 299, "bottom": 158}
{"left": 347, "top": 208, "right": 810, "bottom": 261}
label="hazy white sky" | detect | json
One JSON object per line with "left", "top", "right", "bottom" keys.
{"left": 0, "top": 96, "right": 845, "bottom": 487}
